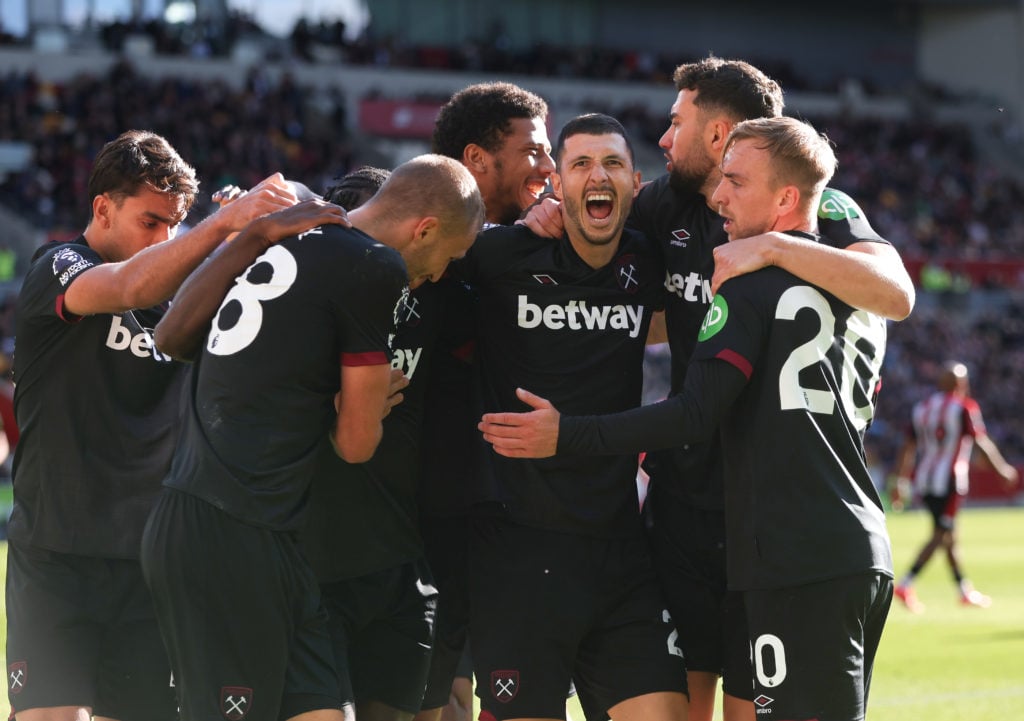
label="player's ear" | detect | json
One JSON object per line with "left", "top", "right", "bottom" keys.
{"left": 550, "top": 172, "right": 564, "bottom": 201}
{"left": 778, "top": 185, "right": 800, "bottom": 215}
{"left": 93, "top": 193, "right": 112, "bottom": 228}
{"left": 707, "top": 118, "right": 733, "bottom": 155}
{"left": 632, "top": 170, "right": 642, "bottom": 198}
{"left": 463, "top": 144, "right": 490, "bottom": 174}
{"left": 412, "top": 216, "right": 440, "bottom": 243}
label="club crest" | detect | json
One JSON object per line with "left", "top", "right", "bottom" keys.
{"left": 221, "top": 686, "right": 253, "bottom": 720}
{"left": 490, "top": 669, "right": 519, "bottom": 702}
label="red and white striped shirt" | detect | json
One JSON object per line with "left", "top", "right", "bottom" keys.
{"left": 910, "top": 391, "right": 986, "bottom": 496}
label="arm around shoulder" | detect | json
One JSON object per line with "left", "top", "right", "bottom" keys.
{"left": 714, "top": 234, "right": 915, "bottom": 320}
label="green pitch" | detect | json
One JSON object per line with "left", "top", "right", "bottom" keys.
{"left": 1, "top": 506, "right": 1022, "bottom": 720}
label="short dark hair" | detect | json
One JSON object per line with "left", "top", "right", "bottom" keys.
{"left": 673, "top": 56, "right": 784, "bottom": 123}
{"left": 87, "top": 129, "right": 198, "bottom": 214}
{"left": 432, "top": 82, "right": 548, "bottom": 159}
{"left": 323, "top": 166, "right": 391, "bottom": 210}
{"left": 554, "top": 113, "right": 635, "bottom": 168}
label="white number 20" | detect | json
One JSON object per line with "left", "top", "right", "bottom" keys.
{"left": 776, "top": 286, "right": 885, "bottom": 430}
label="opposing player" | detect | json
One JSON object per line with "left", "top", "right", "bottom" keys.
{"left": 892, "top": 360, "right": 1018, "bottom": 612}
{"left": 141, "top": 155, "right": 484, "bottom": 721}
{"left": 483, "top": 116, "right": 894, "bottom": 721}
{"left": 455, "top": 113, "right": 688, "bottom": 721}
{"left": 6, "top": 129, "right": 300, "bottom": 721}
{"left": 521, "top": 56, "right": 913, "bottom": 721}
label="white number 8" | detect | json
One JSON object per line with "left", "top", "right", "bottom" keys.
{"left": 207, "top": 245, "right": 298, "bottom": 356}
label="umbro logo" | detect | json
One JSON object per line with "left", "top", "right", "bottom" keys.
{"left": 754, "top": 694, "right": 774, "bottom": 715}
{"left": 533, "top": 274, "right": 558, "bottom": 285}
{"left": 670, "top": 228, "right": 691, "bottom": 247}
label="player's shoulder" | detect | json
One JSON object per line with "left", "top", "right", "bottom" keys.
{"left": 960, "top": 395, "right": 982, "bottom": 414}
{"left": 318, "top": 225, "right": 404, "bottom": 267}
{"left": 23, "top": 237, "right": 101, "bottom": 292}
{"left": 467, "top": 222, "right": 549, "bottom": 268}
{"left": 617, "top": 226, "right": 661, "bottom": 265}
{"left": 818, "top": 187, "right": 866, "bottom": 220}
{"left": 635, "top": 174, "right": 703, "bottom": 213}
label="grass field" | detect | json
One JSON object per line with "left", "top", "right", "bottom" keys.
{"left": 1, "top": 505, "right": 1022, "bottom": 720}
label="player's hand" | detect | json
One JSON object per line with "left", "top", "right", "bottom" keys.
{"left": 478, "top": 388, "right": 559, "bottom": 458}
{"left": 384, "top": 368, "right": 410, "bottom": 417}
{"left": 212, "top": 173, "right": 304, "bottom": 234}
{"left": 211, "top": 183, "right": 247, "bottom": 207}
{"left": 517, "top": 197, "right": 564, "bottom": 238}
{"left": 242, "top": 199, "right": 349, "bottom": 247}
{"left": 1001, "top": 464, "right": 1019, "bottom": 490}
{"left": 711, "top": 232, "right": 777, "bottom": 295}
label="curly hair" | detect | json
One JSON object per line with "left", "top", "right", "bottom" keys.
{"left": 673, "top": 56, "right": 784, "bottom": 123}
{"left": 432, "top": 82, "right": 548, "bottom": 160}
{"left": 323, "top": 166, "right": 391, "bottom": 211}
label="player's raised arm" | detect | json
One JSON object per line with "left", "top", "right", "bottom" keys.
{"left": 155, "top": 199, "right": 348, "bottom": 361}
{"left": 711, "top": 232, "right": 914, "bottom": 319}
{"left": 64, "top": 172, "right": 300, "bottom": 318}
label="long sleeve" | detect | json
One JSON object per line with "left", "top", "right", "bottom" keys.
{"left": 557, "top": 358, "right": 748, "bottom": 455}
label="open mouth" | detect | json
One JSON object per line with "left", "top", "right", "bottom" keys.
{"left": 526, "top": 180, "right": 547, "bottom": 198}
{"left": 586, "top": 192, "right": 614, "bottom": 220}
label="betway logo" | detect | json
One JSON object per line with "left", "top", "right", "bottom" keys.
{"left": 105, "top": 315, "right": 173, "bottom": 362}
{"left": 392, "top": 347, "right": 422, "bottom": 380}
{"left": 664, "top": 270, "right": 712, "bottom": 304}
{"left": 517, "top": 295, "right": 645, "bottom": 338}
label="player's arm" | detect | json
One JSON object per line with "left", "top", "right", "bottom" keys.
{"left": 646, "top": 310, "right": 668, "bottom": 345}
{"left": 332, "top": 362, "right": 393, "bottom": 463}
{"left": 892, "top": 434, "right": 917, "bottom": 478}
{"left": 63, "top": 173, "right": 302, "bottom": 317}
{"left": 711, "top": 189, "right": 914, "bottom": 320}
{"left": 973, "top": 433, "right": 1019, "bottom": 486}
{"left": 712, "top": 235, "right": 914, "bottom": 320}
{"left": 479, "top": 359, "right": 745, "bottom": 458}
{"left": 155, "top": 199, "right": 348, "bottom": 361}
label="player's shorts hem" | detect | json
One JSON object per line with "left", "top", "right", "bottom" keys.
{"left": 280, "top": 692, "right": 343, "bottom": 718}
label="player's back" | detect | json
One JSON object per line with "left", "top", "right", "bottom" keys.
{"left": 696, "top": 260, "right": 891, "bottom": 590}
{"left": 165, "top": 226, "right": 407, "bottom": 531}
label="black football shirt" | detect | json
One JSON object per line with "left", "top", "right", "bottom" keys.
{"left": 163, "top": 225, "right": 407, "bottom": 531}
{"left": 9, "top": 237, "right": 185, "bottom": 558}
{"left": 456, "top": 224, "right": 665, "bottom": 538}
{"left": 630, "top": 176, "right": 886, "bottom": 511}
{"left": 691, "top": 246, "right": 893, "bottom": 589}
{"left": 302, "top": 281, "right": 447, "bottom": 581}
{"left": 559, "top": 232, "right": 894, "bottom": 588}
